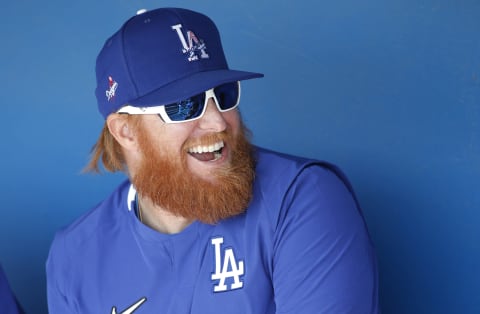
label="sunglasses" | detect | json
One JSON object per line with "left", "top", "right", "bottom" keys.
{"left": 117, "top": 81, "right": 241, "bottom": 123}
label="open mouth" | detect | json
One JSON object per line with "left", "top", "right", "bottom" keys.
{"left": 187, "top": 141, "right": 224, "bottom": 162}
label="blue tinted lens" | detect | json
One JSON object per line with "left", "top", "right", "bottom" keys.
{"left": 162, "top": 82, "right": 238, "bottom": 122}
{"left": 164, "top": 94, "right": 205, "bottom": 121}
{"left": 214, "top": 82, "right": 239, "bottom": 111}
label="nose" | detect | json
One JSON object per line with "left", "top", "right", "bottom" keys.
{"left": 197, "top": 98, "right": 227, "bottom": 132}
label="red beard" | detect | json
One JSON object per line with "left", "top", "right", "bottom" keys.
{"left": 131, "top": 124, "right": 255, "bottom": 224}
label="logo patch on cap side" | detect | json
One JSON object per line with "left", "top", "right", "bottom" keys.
{"left": 172, "top": 24, "right": 209, "bottom": 62}
{"left": 106, "top": 76, "right": 118, "bottom": 101}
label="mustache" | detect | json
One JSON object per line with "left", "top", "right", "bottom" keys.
{"left": 182, "top": 131, "right": 230, "bottom": 151}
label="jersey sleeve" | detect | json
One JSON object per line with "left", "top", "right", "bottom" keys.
{"left": 46, "top": 233, "right": 76, "bottom": 314}
{"left": 0, "top": 264, "right": 22, "bottom": 314}
{"left": 272, "top": 165, "right": 380, "bottom": 313}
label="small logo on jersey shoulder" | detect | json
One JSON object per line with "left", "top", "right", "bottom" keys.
{"left": 211, "top": 236, "right": 245, "bottom": 292}
{"left": 111, "top": 297, "right": 146, "bottom": 314}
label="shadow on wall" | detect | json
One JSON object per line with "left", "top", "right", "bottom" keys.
{"left": 352, "top": 155, "right": 480, "bottom": 314}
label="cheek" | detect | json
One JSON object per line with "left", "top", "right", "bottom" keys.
{"left": 223, "top": 109, "right": 242, "bottom": 133}
{"left": 141, "top": 122, "right": 194, "bottom": 156}
{"left": 162, "top": 129, "right": 194, "bottom": 153}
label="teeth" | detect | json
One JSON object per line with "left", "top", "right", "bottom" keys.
{"left": 213, "top": 151, "right": 222, "bottom": 161}
{"left": 188, "top": 141, "right": 224, "bottom": 154}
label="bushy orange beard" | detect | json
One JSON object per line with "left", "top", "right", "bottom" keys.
{"left": 131, "top": 124, "right": 255, "bottom": 224}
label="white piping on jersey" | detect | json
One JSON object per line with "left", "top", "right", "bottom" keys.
{"left": 127, "top": 184, "right": 137, "bottom": 211}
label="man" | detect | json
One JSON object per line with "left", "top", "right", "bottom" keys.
{"left": 0, "top": 264, "right": 23, "bottom": 314}
{"left": 47, "top": 7, "right": 380, "bottom": 313}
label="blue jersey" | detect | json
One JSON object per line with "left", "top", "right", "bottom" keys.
{"left": 0, "top": 264, "right": 22, "bottom": 314}
{"left": 47, "top": 148, "right": 380, "bottom": 313}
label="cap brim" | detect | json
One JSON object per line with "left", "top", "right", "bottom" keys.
{"left": 128, "top": 69, "right": 263, "bottom": 107}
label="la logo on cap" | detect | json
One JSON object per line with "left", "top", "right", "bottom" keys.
{"left": 172, "top": 24, "right": 210, "bottom": 62}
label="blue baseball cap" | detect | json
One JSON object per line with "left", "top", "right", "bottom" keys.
{"left": 95, "top": 7, "right": 264, "bottom": 119}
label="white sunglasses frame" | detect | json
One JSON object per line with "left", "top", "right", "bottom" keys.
{"left": 117, "top": 81, "right": 241, "bottom": 124}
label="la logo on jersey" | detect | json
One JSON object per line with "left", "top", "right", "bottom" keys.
{"left": 211, "top": 237, "right": 245, "bottom": 292}
{"left": 171, "top": 24, "right": 209, "bottom": 62}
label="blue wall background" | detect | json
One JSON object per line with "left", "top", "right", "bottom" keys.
{"left": 1, "top": 1, "right": 479, "bottom": 313}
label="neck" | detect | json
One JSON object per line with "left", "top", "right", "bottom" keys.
{"left": 138, "top": 196, "right": 194, "bottom": 234}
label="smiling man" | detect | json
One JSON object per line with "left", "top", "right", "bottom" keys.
{"left": 46, "top": 7, "right": 380, "bottom": 314}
